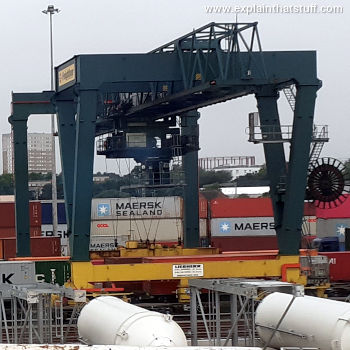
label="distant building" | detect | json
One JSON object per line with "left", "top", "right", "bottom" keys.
{"left": 220, "top": 186, "right": 270, "bottom": 198}
{"left": 199, "top": 156, "right": 262, "bottom": 180}
{"left": 93, "top": 175, "right": 110, "bottom": 183}
{"left": 2, "top": 133, "right": 53, "bottom": 174}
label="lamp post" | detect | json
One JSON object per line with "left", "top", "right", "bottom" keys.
{"left": 42, "top": 5, "right": 60, "bottom": 237}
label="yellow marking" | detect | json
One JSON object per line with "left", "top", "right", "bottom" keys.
{"left": 58, "top": 63, "right": 76, "bottom": 87}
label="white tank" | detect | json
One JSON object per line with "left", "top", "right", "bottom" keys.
{"left": 255, "top": 292, "right": 350, "bottom": 350}
{"left": 77, "top": 296, "right": 187, "bottom": 346}
{"left": 0, "top": 346, "right": 262, "bottom": 350}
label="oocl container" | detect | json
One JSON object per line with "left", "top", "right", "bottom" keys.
{"left": 77, "top": 296, "right": 187, "bottom": 346}
{"left": 90, "top": 218, "right": 183, "bottom": 242}
{"left": 256, "top": 292, "right": 350, "bottom": 350}
{"left": 91, "top": 197, "right": 183, "bottom": 220}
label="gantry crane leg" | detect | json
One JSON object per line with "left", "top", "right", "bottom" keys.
{"left": 281, "top": 85, "right": 318, "bottom": 254}
{"left": 55, "top": 99, "right": 76, "bottom": 247}
{"left": 181, "top": 110, "right": 200, "bottom": 248}
{"left": 256, "top": 88, "right": 287, "bottom": 252}
{"left": 69, "top": 90, "right": 98, "bottom": 261}
{"left": 9, "top": 91, "right": 55, "bottom": 257}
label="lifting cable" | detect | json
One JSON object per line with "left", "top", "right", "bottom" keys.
{"left": 131, "top": 211, "right": 142, "bottom": 242}
{"left": 152, "top": 196, "right": 167, "bottom": 243}
{"left": 104, "top": 159, "right": 119, "bottom": 246}
{"left": 130, "top": 193, "right": 150, "bottom": 243}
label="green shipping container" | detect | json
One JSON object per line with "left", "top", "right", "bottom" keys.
{"left": 35, "top": 261, "right": 71, "bottom": 286}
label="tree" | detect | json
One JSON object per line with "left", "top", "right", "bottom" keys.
{"left": 29, "top": 172, "right": 51, "bottom": 181}
{"left": 235, "top": 164, "right": 269, "bottom": 186}
{"left": 199, "top": 168, "right": 232, "bottom": 187}
{"left": 0, "top": 174, "right": 14, "bottom": 194}
{"left": 39, "top": 174, "right": 64, "bottom": 199}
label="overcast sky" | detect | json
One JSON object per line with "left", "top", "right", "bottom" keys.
{"left": 0, "top": 0, "right": 348, "bottom": 174}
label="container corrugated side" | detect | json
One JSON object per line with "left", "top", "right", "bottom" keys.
{"left": 199, "top": 197, "right": 208, "bottom": 219}
{"left": 0, "top": 226, "right": 42, "bottom": 239}
{"left": 210, "top": 198, "right": 274, "bottom": 218}
{"left": 211, "top": 217, "right": 275, "bottom": 237}
{"left": 3, "top": 237, "right": 61, "bottom": 260}
{"left": 319, "top": 252, "right": 350, "bottom": 282}
{"left": 200, "top": 219, "right": 207, "bottom": 238}
{"left": 211, "top": 236, "right": 278, "bottom": 251}
{"left": 0, "top": 261, "right": 36, "bottom": 298}
{"left": 41, "top": 201, "right": 67, "bottom": 225}
{"left": 210, "top": 198, "right": 318, "bottom": 219}
{"left": 0, "top": 202, "right": 42, "bottom": 228}
{"left": 91, "top": 197, "right": 183, "bottom": 220}
{"left": 90, "top": 218, "right": 183, "bottom": 242}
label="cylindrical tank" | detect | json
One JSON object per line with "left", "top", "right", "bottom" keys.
{"left": 256, "top": 292, "right": 350, "bottom": 350}
{"left": 77, "top": 296, "right": 187, "bottom": 346}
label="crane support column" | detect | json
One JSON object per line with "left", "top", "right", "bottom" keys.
{"left": 11, "top": 119, "right": 30, "bottom": 256}
{"left": 256, "top": 88, "right": 287, "bottom": 251}
{"left": 70, "top": 90, "right": 98, "bottom": 261}
{"left": 181, "top": 111, "right": 200, "bottom": 248}
{"left": 281, "top": 85, "right": 319, "bottom": 254}
{"left": 55, "top": 100, "right": 76, "bottom": 238}
{"left": 9, "top": 91, "right": 55, "bottom": 257}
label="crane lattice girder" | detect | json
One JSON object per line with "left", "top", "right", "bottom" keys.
{"left": 58, "top": 51, "right": 319, "bottom": 95}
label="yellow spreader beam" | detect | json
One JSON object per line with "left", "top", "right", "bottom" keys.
{"left": 69, "top": 255, "right": 306, "bottom": 302}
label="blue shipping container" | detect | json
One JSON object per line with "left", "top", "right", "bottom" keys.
{"left": 41, "top": 202, "right": 67, "bottom": 225}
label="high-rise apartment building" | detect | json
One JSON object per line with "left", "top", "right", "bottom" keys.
{"left": 2, "top": 133, "right": 53, "bottom": 174}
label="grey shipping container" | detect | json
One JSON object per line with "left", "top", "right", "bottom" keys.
{"left": 89, "top": 235, "right": 129, "bottom": 251}
{"left": 0, "top": 261, "right": 36, "bottom": 298}
{"left": 90, "top": 218, "right": 184, "bottom": 242}
{"left": 91, "top": 197, "right": 183, "bottom": 220}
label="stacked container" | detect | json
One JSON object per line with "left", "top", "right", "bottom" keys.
{"left": 0, "top": 201, "right": 42, "bottom": 238}
{"left": 0, "top": 201, "right": 52, "bottom": 259}
{"left": 41, "top": 200, "right": 69, "bottom": 255}
{"left": 199, "top": 194, "right": 209, "bottom": 246}
{"left": 0, "top": 261, "right": 36, "bottom": 298}
{"left": 210, "top": 198, "right": 278, "bottom": 251}
{"left": 210, "top": 198, "right": 317, "bottom": 251}
{"left": 90, "top": 197, "right": 184, "bottom": 250}
{"left": 2, "top": 237, "right": 61, "bottom": 259}
{"left": 316, "top": 194, "right": 350, "bottom": 250}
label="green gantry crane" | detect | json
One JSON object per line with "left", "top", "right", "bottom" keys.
{"left": 9, "top": 22, "right": 321, "bottom": 261}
